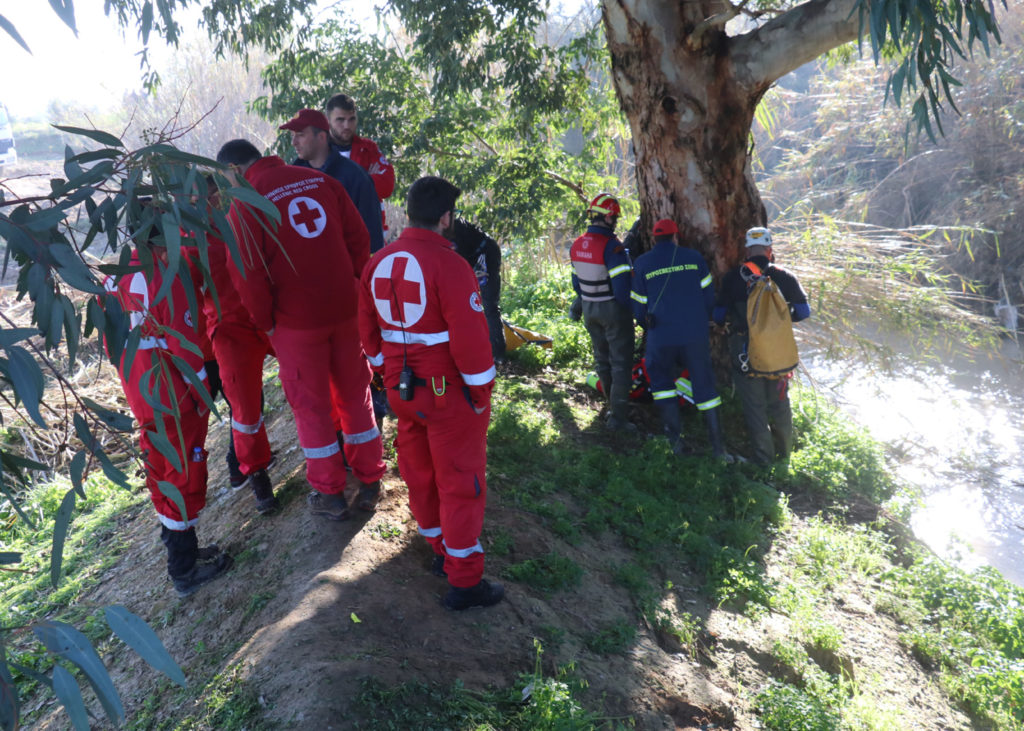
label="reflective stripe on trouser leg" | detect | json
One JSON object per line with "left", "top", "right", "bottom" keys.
{"left": 390, "top": 384, "right": 490, "bottom": 588}
{"left": 680, "top": 340, "right": 720, "bottom": 414}
{"left": 213, "top": 323, "right": 272, "bottom": 474}
{"left": 328, "top": 316, "right": 386, "bottom": 484}
{"left": 142, "top": 404, "right": 210, "bottom": 529}
{"left": 393, "top": 394, "right": 442, "bottom": 553}
{"left": 270, "top": 324, "right": 348, "bottom": 494}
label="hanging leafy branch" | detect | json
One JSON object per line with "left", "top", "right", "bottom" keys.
{"left": 0, "top": 119, "right": 280, "bottom": 727}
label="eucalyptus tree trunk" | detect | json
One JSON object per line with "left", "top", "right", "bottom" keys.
{"left": 602, "top": 0, "right": 861, "bottom": 274}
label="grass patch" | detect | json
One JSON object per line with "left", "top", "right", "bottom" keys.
{"left": 503, "top": 552, "right": 583, "bottom": 594}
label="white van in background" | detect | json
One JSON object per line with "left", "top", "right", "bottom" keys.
{"left": 0, "top": 104, "right": 17, "bottom": 169}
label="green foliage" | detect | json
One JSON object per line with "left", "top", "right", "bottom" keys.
{"left": 858, "top": 0, "right": 1007, "bottom": 140}
{"left": 885, "top": 559, "right": 1024, "bottom": 726}
{"left": 788, "top": 387, "right": 897, "bottom": 502}
{"left": 256, "top": 4, "right": 634, "bottom": 242}
{"left": 354, "top": 642, "right": 607, "bottom": 729}
{"left": 503, "top": 552, "right": 584, "bottom": 594}
{"left": 585, "top": 619, "right": 636, "bottom": 656}
{"left": 756, "top": 680, "right": 841, "bottom": 731}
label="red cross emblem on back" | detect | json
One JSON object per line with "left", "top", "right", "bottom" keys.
{"left": 287, "top": 196, "right": 327, "bottom": 239}
{"left": 372, "top": 252, "right": 426, "bottom": 327}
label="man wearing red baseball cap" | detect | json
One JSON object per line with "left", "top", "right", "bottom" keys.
{"left": 280, "top": 109, "right": 384, "bottom": 254}
{"left": 630, "top": 219, "right": 727, "bottom": 457}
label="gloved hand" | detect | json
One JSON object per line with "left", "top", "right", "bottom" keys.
{"left": 204, "top": 360, "right": 222, "bottom": 402}
{"left": 568, "top": 294, "right": 583, "bottom": 322}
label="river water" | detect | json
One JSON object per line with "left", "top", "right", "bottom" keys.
{"left": 805, "top": 337, "right": 1024, "bottom": 586}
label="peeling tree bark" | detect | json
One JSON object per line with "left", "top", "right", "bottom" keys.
{"left": 602, "top": 0, "right": 860, "bottom": 274}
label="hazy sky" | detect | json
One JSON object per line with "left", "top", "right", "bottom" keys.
{"left": 0, "top": 4, "right": 175, "bottom": 119}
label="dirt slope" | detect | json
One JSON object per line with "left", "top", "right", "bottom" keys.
{"left": 28, "top": 372, "right": 974, "bottom": 730}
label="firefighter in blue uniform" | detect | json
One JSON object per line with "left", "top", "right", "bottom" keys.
{"left": 631, "top": 219, "right": 726, "bottom": 457}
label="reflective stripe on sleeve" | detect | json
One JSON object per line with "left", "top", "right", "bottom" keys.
{"left": 231, "top": 415, "right": 264, "bottom": 435}
{"left": 157, "top": 513, "right": 200, "bottom": 531}
{"left": 366, "top": 352, "right": 384, "bottom": 367}
{"left": 342, "top": 426, "right": 381, "bottom": 445}
{"left": 652, "top": 389, "right": 678, "bottom": 401}
{"left": 418, "top": 525, "right": 443, "bottom": 538}
{"left": 701, "top": 274, "right": 713, "bottom": 289}
{"left": 381, "top": 329, "right": 450, "bottom": 346}
{"left": 461, "top": 365, "right": 496, "bottom": 386}
{"left": 302, "top": 442, "right": 341, "bottom": 459}
{"left": 607, "top": 264, "right": 630, "bottom": 278}
{"left": 630, "top": 291, "right": 647, "bottom": 304}
{"left": 443, "top": 540, "right": 484, "bottom": 558}
{"left": 696, "top": 396, "right": 722, "bottom": 411}
{"left": 138, "top": 336, "right": 170, "bottom": 350}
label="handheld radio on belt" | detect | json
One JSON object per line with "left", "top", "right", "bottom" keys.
{"left": 388, "top": 276, "right": 416, "bottom": 401}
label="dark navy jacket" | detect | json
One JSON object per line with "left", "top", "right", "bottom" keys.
{"left": 292, "top": 145, "right": 385, "bottom": 253}
{"left": 713, "top": 255, "right": 810, "bottom": 331}
{"left": 631, "top": 241, "right": 714, "bottom": 346}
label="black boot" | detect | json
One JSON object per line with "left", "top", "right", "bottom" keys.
{"left": 442, "top": 579, "right": 505, "bottom": 611}
{"left": 704, "top": 408, "right": 730, "bottom": 461}
{"left": 162, "top": 526, "right": 232, "bottom": 597}
{"left": 226, "top": 424, "right": 248, "bottom": 489}
{"left": 655, "top": 398, "right": 687, "bottom": 455}
{"left": 249, "top": 469, "right": 279, "bottom": 514}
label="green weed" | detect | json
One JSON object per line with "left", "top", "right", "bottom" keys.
{"left": 503, "top": 552, "right": 584, "bottom": 594}
{"left": 756, "top": 680, "right": 841, "bottom": 731}
{"left": 585, "top": 618, "right": 636, "bottom": 655}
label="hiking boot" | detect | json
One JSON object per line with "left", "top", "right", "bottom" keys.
{"left": 442, "top": 579, "right": 505, "bottom": 611}
{"left": 355, "top": 480, "right": 381, "bottom": 512}
{"left": 229, "top": 471, "right": 250, "bottom": 490}
{"left": 605, "top": 416, "right": 637, "bottom": 433}
{"left": 249, "top": 469, "right": 279, "bottom": 514}
{"left": 431, "top": 554, "right": 447, "bottom": 578}
{"left": 197, "top": 544, "right": 221, "bottom": 562}
{"left": 307, "top": 490, "right": 350, "bottom": 521}
{"left": 172, "top": 552, "right": 233, "bottom": 598}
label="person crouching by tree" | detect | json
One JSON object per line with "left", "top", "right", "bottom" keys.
{"left": 358, "top": 176, "right": 503, "bottom": 611}
{"left": 102, "top": 208, "right": 232, "bottom": 597}
{"left": 713, "top": 227, "right": 810, "bottom": 466}
{"left": 631, "top": 219, "right": 727, "bottom": 458}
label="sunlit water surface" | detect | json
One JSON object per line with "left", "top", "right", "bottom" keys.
{"left": 805, "top": 339, "right": 1024, "bottom": 586}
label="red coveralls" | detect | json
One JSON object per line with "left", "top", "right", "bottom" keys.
{"left": 227, "top": 156, "right": 385, "bottom": 494}
{"left": 104, "top": 255, "right": 212, "bottom": 529}
{"left": 343, "top": 134, "right": 395, "bottom": 232}
{"left": 358, "top": 227, "right": 496, "bottom": 587}
{"left": 184, "top": 234, "right": 274, "bottom": 476}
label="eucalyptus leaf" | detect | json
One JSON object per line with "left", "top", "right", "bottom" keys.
{"left": 105, "top": 606, "right": 186, "bottom": 687}
{"left": 51, "top": 665, "right": 90, "bottom": 731}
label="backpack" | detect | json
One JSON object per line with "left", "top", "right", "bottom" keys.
{"left": 741, "top": 262, "right": 798, "bottom": 378}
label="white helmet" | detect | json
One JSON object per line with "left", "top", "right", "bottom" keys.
{"left": 745, "top": 227, "right": 772, "bottom": 248}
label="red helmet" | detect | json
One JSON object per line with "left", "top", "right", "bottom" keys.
{"left": 587, "top": 193, "right": 621, "bottom": 218}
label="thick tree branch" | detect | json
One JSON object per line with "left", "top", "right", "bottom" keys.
{"left": 688, "top": 0, "right": 748, "bottom": 50}
{"left": 730, "top": 0, "right": 861, "bottom": 90}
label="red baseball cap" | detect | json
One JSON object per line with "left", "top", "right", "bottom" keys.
{"left": 652, "top": 219, "right": 678, "bottom": 236}
{"left": 279, "top": 108, "right": 329, "bottom": 132}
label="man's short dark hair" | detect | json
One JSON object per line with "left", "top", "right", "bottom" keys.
{"left": 407, "top": 176, "right": 461, "bottom": 227}
{"left": 654, "top": 234, "right": 674, "bottom": 245}
{"left": 216, "top": 139, "right": 262, "bottom": 167}
{"left": 326, "top": 94, "right": 356, "bottom": 113}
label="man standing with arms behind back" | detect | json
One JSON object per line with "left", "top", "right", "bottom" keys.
{"left": 216, "top": 139, "right": 386, "bottom": 520}
{"left": 570, "top": 193, "right": 636, "bottom": 432}
{"left": 358, "top": 176, "right": 503, "bottom": 611}
{"left": 326, "top": 94, "right": 396, "bottom": 235}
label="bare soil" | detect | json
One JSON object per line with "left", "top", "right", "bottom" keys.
{"left": 20, "top": 368, "right": 976, "bottom": 730}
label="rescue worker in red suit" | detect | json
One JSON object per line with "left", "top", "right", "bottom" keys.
{"left": 216, "top": 139, "right": 386, "bottom": 519}
{"left": 326, "top": 93, "right": 396, "bottom": 234}
{"left": 103, "top": 216, "right": 232, "bottom": 596}
{"left": 358, "top": 176, "right": 504, "bottom": 611}
{"left": 570, "top": 193, "right": 636, "bottom": 432}
{"left": 182, "top": 178, "right": 278, "bottom": 514}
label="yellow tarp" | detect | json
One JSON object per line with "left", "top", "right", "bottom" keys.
{"left": 503, "top": 320, "right": 553, "bottom": 352}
